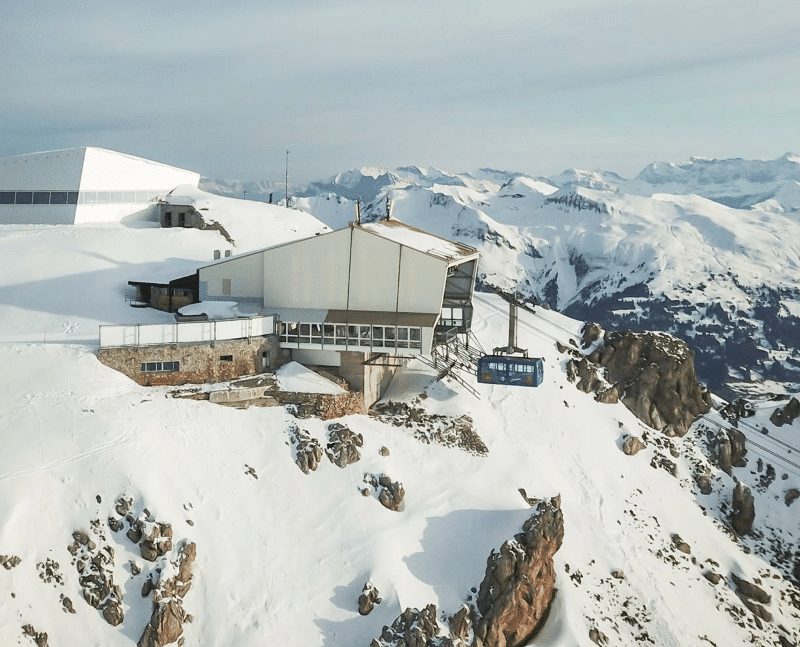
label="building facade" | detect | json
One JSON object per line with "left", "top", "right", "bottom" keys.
{"left": 0, "top": 147, "right": 200, "bottom": 225}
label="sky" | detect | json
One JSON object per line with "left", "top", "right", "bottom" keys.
{"left": 2, "top": 0, "right": 800, "bottom": 186}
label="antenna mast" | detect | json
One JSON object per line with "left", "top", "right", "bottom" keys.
{"left": 285, "top": 149, "right": 290, "bottom": 208}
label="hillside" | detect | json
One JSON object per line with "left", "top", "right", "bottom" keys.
{"left": 0, "top": 206, "right": 799, "bottom": 646}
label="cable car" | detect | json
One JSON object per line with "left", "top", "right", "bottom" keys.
{"left": 477, "top": 356, "right": 543, "bottom": 387}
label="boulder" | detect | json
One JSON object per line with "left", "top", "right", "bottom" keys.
{"left": 358, "top": 582, "right": 381, "bottom": 616}
{"left": 731, "top": 482, "right": 755, "bottom": 536}
{"left": 473, "top": 497, "right": 564, "bottom": 647}
{"left": 293, "top": 428, "right": 323, "bottom": 474}
{"left": 785, "top": 489, "right": 800, "bottom": 507}
{"left": 731, "top": 573, "right": 771, "bottom": 605}
{"left": 622, "top": 436, "right": 645, "bottom": 456}
{"left": 769, "top": 397, "right": 800, "bottom": 427}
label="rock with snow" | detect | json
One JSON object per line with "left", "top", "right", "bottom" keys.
{"left": 473, "top": 497, "right": 564, "bottom": 647}
{"left": 587, "top": 328, "right": 711, "bottom": 435}
{"left": 325, "top": 423, "right": 363, "bottom": 468}
{"left": 785, "top": 489, "right": 799, "bottom": 507}
{"left": 357, "top": 582, "right": 381, "bottom": 616}
{"left": 291, "top": 427, "right": 323, "bottom": 474}
{"left": 369, "top": 604, "right": 441, "bottom": 647}
{"left": 731, "top": 482, "right": 756, "bottom": 536}
{"left": 1, "top": 554, "right": 21, "bottom": 570}
{"left": 138, "top": 541, "right": 196, "bottom": 647}
{"left": 622, "top": 436, "right": 645, "bottom": 456}
{"left": 770, "top": 397, "right": 800, "bottom": 427}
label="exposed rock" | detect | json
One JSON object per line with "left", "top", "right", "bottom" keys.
{"left": 611, "top": 570, "right": 625, "bottom": 580}
{"left": 473, "top": 497, "right": 564, "bottom": 647}
{"left": 694, "top": 466, "right": 712, "bottom": 495}
{"left": 703, "top": 571, "right": 722, "bottom": 585}
{"left": 103, "top": 599, "right": 125, "bottom": 626}
{"left": 115, "top": 495, "right": 133, "bottom": 517}
{"left": 785, "top": 488, "right": 800, "bottom": 507}
{"left": 358, "top": 582, "right": 382, "bottom": 616}
{"left": 325, "top": 422, "right": 363, "bottom": 468}
{"left": 138, "top": 541, "right": 196, "bottom": 647}
{"left": 1, "top": 554, "right": 21, "bottom": 569}
{"left": 60, "top": 595, "right": 76, "bottom": 614}
{"left": 582, "top": 322, "right": 603, "bottom": 348}
{"left": 594, "top": 385, "right": 619, "bottom": 404}
{"left": 370, "top": 604, "right": 440, "bottom": 647}
{"left": 577, "top": 326, "right": 710, "bottom": 435}
{"left": 716, "top": 434, "right": 733, "bottom": 474}
{"left": 518, "top": 488, "right": 538, "bottom": 506}
{"left": 449, "top": 605, "right": 471, "bottom": 642}
{"left": 291, "top": 426, "right": 323, "bottom": 474}
{"left": 728, "top": 428, "right": 747, "bottom": 467}
{"left": 21, "top": 624, "right": 48, "bottom": 647}
{"left": 127, "top": 518, "right": 144, "bottom": 544}
{"left": 108, "top": 516, "right": 124, "bottom": 532}
{"left": 731, "top": 482, "right": 756, "bottom": 536}
{"left": 622, "top": 436, "right": 645, "bottom": 456}
{"left": 589, "top": 627, "right": 608, "bottom": 645}
{"left": 731, "top": 573, "right": 771, "bottom": 605}
{"left": 720, "top": 398, "right": 756, "bottom": 425}
{"left": 140, "top": 523, "right": 173, "bottom": 562}
{"left": 365, "top": 473, "right": 405, "bottom": 512}
{"left": 379, "top": 446, "right": 390, "bottom": 456}
{"left": 770, "top": 397, "right": 800, "bottom": 427}
{"left": 671, "top": 534, "right": 691, "bottom": 554}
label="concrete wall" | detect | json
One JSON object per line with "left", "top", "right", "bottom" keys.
{"left": 337, "top": 350, "right": 399, "bottom": 408}
{"left": 201, "top": 250, "right": 265, "bottom": 302}
{"left": 98, "top": 336, "right": 280, "bottom": 387}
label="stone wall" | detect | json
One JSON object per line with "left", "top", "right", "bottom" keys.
{"left": 98, "top": 336, "right": 281, "bottom": 387}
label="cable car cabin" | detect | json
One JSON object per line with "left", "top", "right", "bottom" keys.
{"left": 477, "top": 356, "right": 543, "bottom": 387}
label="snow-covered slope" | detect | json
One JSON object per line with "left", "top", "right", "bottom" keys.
{"left": 1, "top": 216, "right": 799, "bottom": 647}
{"left": 284, "top": 156, "right": 800, "bottom": 397}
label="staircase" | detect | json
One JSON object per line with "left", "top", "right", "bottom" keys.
{"left": 417, "top": 332, "right": 484, "bottom": 398}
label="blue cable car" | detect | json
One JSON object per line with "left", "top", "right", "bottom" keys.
{"left": 477, "top": 356, "right": 543, "bottom": 387}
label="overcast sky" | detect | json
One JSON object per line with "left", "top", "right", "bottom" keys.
{"left": 2, "top": 0, "right": 799, "bottom": 185}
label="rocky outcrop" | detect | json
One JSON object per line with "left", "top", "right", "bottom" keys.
{"left": 715, "top": 428, "right": 747, "bottom": 474}
{"left": 770, "top": 397, "right": 800, "bottom": 427}
{"left": 290, "top": 426, "right": 323, "bottom": 474}
{"left": 369, "top": 604, "right": 441, "bottom": 647}
{"left": 786, "top": 489, "right": 800, "bottom": 507}
{"left": 21, "top": 624, "right": 48, "bottom": 647}
{"left": 325, "top": 422, "right": 363, "bottom": 468}
{"left": 1, "top": 554, "right": 21, "bottom": 569}
{"left": 138, "top": 541, "right": 196, "bottom": 647}
{"left": 358, "top": 582, "right": 382, "bottom": 616}
{"left": 568, "top": 325, "right": 711, "bottom": 436}
{"left": 473, "top": 497, "right": 564, "bottom": 647}
{"left": 139, "top": 523, "right": 173, "bottom": 562}
{"left": 68, "top": 529, "right": 124, "bottom": 626}
{"left": 364, "top": 474, "right": 405, "bottom": 512}
{"left": 730, "top": 573, "right": 772, "bottom": 623}
{"left": 731, "top": 482, "right": 756, "bottom": 535}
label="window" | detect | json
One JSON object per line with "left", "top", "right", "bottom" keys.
{"left": 178, "top": 212, "right": 186, "bottom": 227}
{"left": 410, "top": 327, "right": 422, "bottom": 349}
{"left": 299, "top": 323, "right": 311, "bottom": 343}
{"left": 323, "top": 324, "right": 335, "bottom": 345}
{"left": 140, "top": 361, "right": 179, "bottom": 372}
{"left": 33, "top": 192, "right": 49, "bottom": 204}
{"left": 220, "top": 355, "right": 233, "bottom": 362}
{"left": 222, "top": 278, "right": 231, "bottom": 296}
{"left": 359, "top": 325, "right": 371, "bottom": 346}
{"left": 15, "top": 191, "right": 32, "bottom": 204}
{"left": 0, "top": 192, "right": 14, "bottom": 204}
{"left": 67, "top": 192, "right": 78, "bottom": 205}
{"left": 50, "top": 192, "right": 67, "bottom": 205}
{"left": 335, "top": 325, "right": 347, "bottom": 346}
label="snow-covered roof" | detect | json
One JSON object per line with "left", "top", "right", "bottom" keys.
{"left": 360, "top": 219, "right": 477, "bottom": 262}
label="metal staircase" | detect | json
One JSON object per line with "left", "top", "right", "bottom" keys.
{"left": 417, "top": 331, "right": 484, "bottom": 398}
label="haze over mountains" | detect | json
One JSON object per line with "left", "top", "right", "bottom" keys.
{"left": 203, "top": 154, "right": 800, "bottom": 398}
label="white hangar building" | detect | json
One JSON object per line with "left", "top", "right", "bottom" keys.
{"left": 197, "top": 220, "right": 479, "bottom": 401}
{"left": 0, "top": 147, "right": 200, "bottom": 225}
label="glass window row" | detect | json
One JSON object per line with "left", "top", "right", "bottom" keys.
{"left": 279, "top": 323, "right": 422, "bottom": 350}
{"left": 0, "top": 190, "right": 165, "bottom": 205}
{"left": 140, "top": 361, "right": 179, "bottom": 372}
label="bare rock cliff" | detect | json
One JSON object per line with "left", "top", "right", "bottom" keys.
{"left": 473, "top": 496, "right": 564, "bottom": 647}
